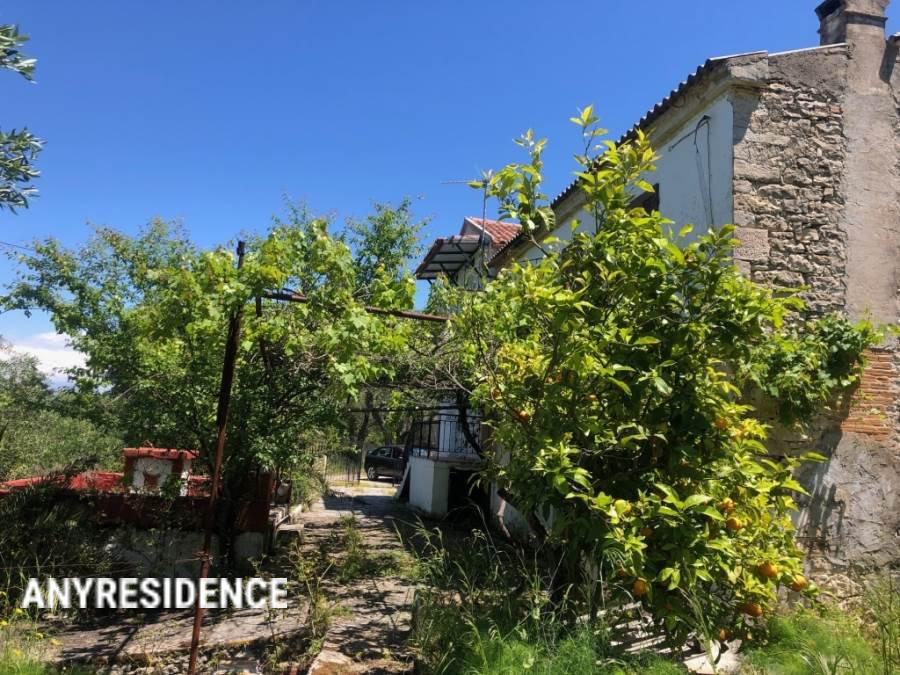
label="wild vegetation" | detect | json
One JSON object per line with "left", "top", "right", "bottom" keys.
{"left": 406, "top": 519, "right": 899, "bottom": 675}
{"left": 439, "top": 108, "right": 881, "bottom": 650}
{"left": 0, "top": 340, "right": 122, "bottom": 481}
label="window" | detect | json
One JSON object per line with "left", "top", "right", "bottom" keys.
{"left": 630, "top": 184, "right": 660, "bottom": 213}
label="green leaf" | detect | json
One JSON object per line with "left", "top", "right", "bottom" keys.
{"left": 683, "top": 494, "right": 711, "bottom": 509}
{"left": 653, "top": 376, "right": 672, "bottom": 396}
{"left": 609, "top": 378, "right": 632, "bottom": 396}
{"left": 700, "top": 506, "right": 725, "bottom": 521}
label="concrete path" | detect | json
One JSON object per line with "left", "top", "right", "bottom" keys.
{"left": 48, "top": 600, "right": 306, "bottom": 668}
{"left": 40, "top": 479, "right": 414, "bottom": 673}
{"left": 300, "top": 481, "right": 416, "bottom": 674}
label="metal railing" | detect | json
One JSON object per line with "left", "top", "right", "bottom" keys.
{"left": 407, "top": 412, "right": 482, "bottom": 461}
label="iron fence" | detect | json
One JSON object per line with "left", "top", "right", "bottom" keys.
{"left": 323, "top": 451, "right": 361, "bottom": 485}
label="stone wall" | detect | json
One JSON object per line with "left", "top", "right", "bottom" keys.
{"left": 731, "top": 46, "right": 900, "bottom": 583}
{"left": 732, "top": 64, "right": 849, "bottom": 316}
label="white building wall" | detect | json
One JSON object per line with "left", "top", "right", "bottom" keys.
{"left": 409, "top": 455, "right": 450, "bottom": 516}
{"left": 130, "top": 457, "right": 192, "bottom": 496}
{"left": 514, "top": 95, "right": 735, "bottom": 263}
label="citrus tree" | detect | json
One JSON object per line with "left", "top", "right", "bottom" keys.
{"left": 453, "top": 108, "right": 878, "bottom": 646}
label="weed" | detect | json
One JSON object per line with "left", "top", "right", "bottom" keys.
{"left": 866, "top": 574, "right": 900, "bottom": 675}
{"left": 742, "top": 607, "right": 882, "bottom": 674}
{"left": 402, "top": 518, "right": 686, "bottom": 674}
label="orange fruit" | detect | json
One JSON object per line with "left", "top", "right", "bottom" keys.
{"left": 714, "top": 417, "right": 729, "bottom": 430}
{"left": 741, "top": 602, "right": 763, "bottom": 618}
{"left": 790, "top": 575, "right": 809, "bottom": 592}
{"left": 587, "top": 394, "right": 598, "bottom": 402}
{"left": 717, "top": 628, "right": 731, "bottom": 642}
{"left": 632, "top": 578, "right": 649, "bottom": 597}
{"left": 758, "top": 562, "right": 778, "bottom": 579}
{"left": 726, "top": 516, "right": 744, "bottom": 532}
{"left": 717, "top": 498, "right": 735, "bottom": 514}
{"left": 516, "top": 410, "right": 531, "bottom": 423}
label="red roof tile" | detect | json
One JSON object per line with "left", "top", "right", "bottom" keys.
{"left": 465, "top": 217, "right": 521, "bottom": 250}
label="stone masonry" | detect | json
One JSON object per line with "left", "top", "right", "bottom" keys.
{"left": 733, "top": 66, "right": 849, "bottom": 316}
{"left": 732, "top": 1, "right": 900, "bottom": 583}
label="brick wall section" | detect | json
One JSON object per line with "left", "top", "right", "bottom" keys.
{"left": 732, "top": 79, "right": 848, "bottom": 315}
{"left": 841, "top": 348, "right": 898, "bottom": 439}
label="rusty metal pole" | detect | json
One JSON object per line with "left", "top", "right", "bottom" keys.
{"left": 187, "top": 240, "right": 245, "bottom": 675}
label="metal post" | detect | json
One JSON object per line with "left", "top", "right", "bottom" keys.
{"left": 187, "top": 241, "right": 245, "bottom": 675}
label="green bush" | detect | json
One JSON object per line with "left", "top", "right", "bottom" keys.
{"left": 453, "top": 109, "right": 878, "bottom": 646}
{"left": 0, "top": 480, "right": 122, "bottom": 618}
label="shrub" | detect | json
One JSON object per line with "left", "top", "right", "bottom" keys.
{"left": 453, "top": 109, "right": 879, "bottom": 647}
{"left": 0, "top": 477, "right": 122, "bottom": 618}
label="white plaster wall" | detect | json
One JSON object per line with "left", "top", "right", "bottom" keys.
{"left": 490, "top": 486, "right": 531, "bottom": 540}
{"left": 515, "top": 95, "right": 735, "bottom": 263}
{"left": 408, "top": 455, "right": 450, "bottom": 516}
{"left": 652, "top": 96, "right": 735, "bottom": 239}
{"left": 131, "top": 457, "right": 173, "bottom": 491}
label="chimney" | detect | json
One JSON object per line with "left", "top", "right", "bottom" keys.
{"left": 816, "top": 0, "right": 890, "bottom": 45}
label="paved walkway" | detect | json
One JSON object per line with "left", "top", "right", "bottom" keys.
{"left": 48, "top": 592, "right": 307, "bottom": 668}
{"left": 44, "top": 479, "right": 414, "bottom": 673}
{"left": 301, "top": 482, "right": 416, "bottom": 674}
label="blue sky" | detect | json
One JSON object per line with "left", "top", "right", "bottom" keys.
{"left": 2, "top": 1, "right": 893, "bottom": 368}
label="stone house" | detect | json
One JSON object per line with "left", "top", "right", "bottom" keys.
{"left": 417, "top": 0, "right": 900, "bottom": 581}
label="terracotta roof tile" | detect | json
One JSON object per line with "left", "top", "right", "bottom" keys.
{"left": 465, "top": 217, "right": 522, "bottom": 249}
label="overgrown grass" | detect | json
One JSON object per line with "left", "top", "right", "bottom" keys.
{"left": 866, "top": 575, "right": 900, "bottom": 674}
{"left": 742, "top": 606, "right": 888, "bottom": 674}
{"left": 0, "top": 648, "right": 94, "bottom": 674}
{"left": 404, "top": 518, "right": 900, "bottom": 675}
{"left": 417, "top": 618, "right": 687, "bottom": 675}
{"left": 334, "top": 515, "right": 414, "bottom": 582}
{"left": 405, "top": 520, "right": 690, "bottom": 674}
{"left": 0, "top": 615, "right": 93, "bottom": 675}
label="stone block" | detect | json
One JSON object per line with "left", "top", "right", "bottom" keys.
{"left": 734, "top": 159, "right": 781, "bottom": 183}
{"left": 734, "top": 227, "right": 770, "bottom": 262}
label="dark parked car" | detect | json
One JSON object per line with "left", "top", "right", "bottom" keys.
{"left": 364, "top": 445, "right": 405, "bottom": 481}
